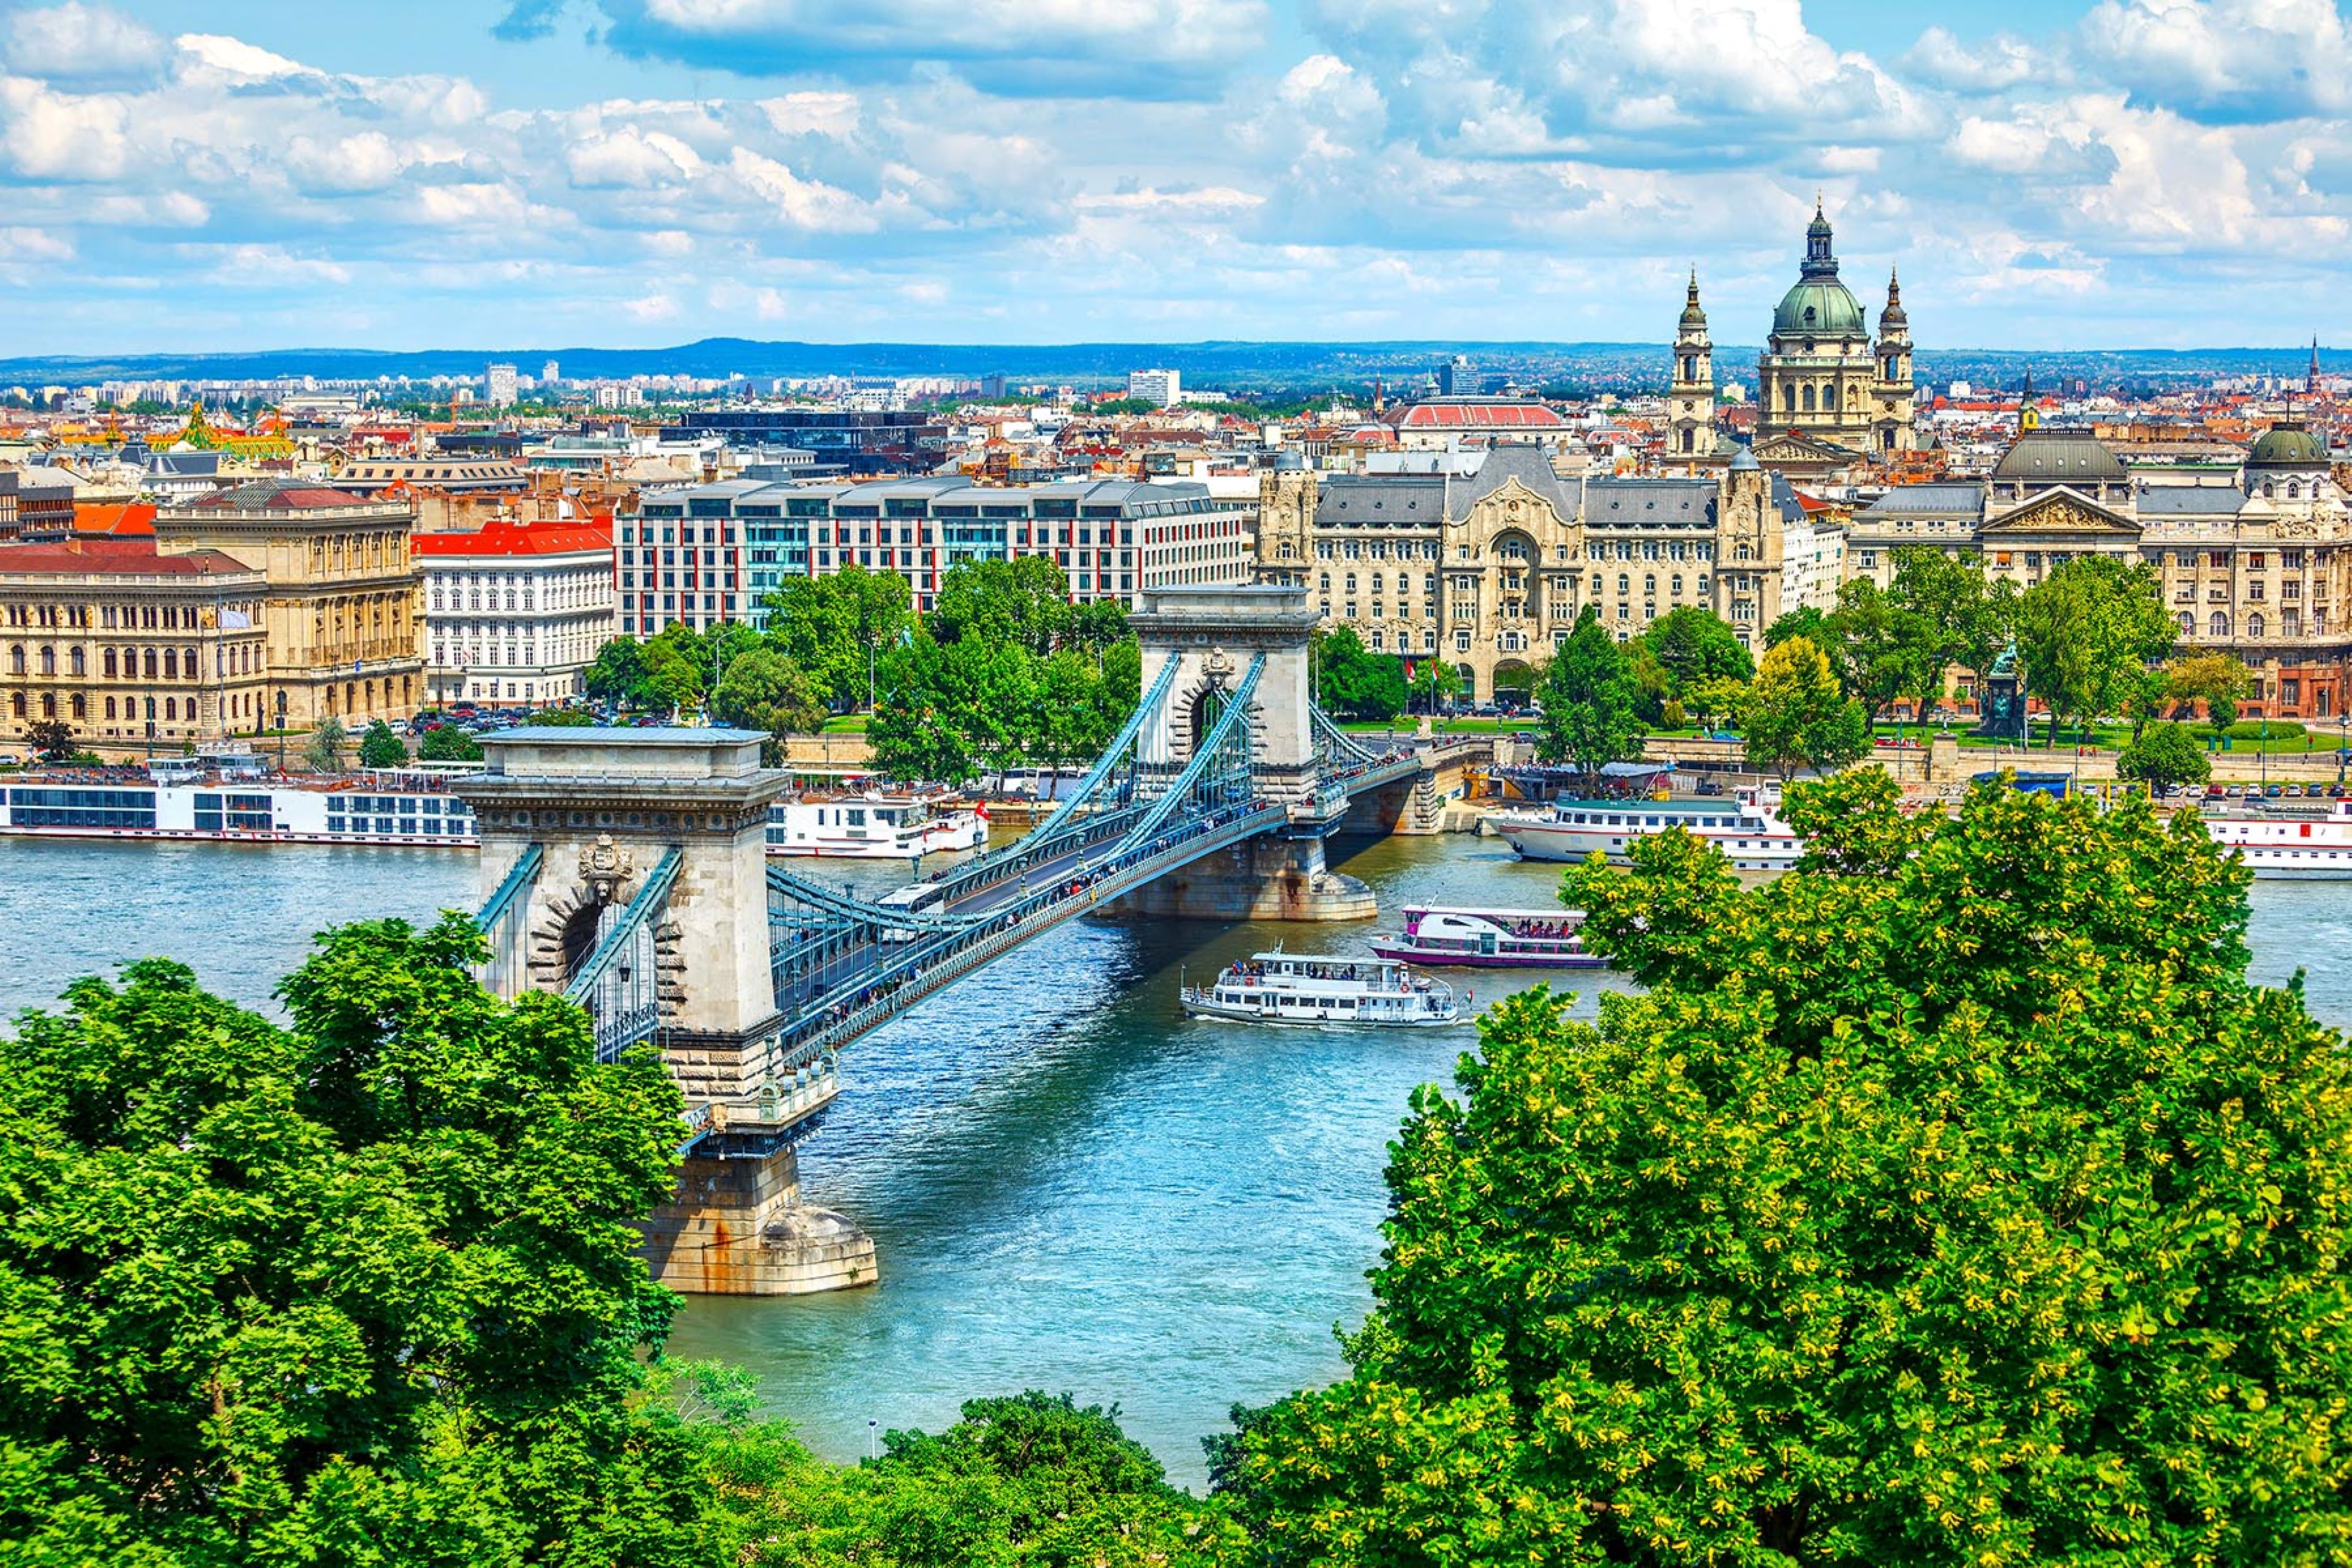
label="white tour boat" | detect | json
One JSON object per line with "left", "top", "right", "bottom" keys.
{"left": 0, "top": 766, "right": 478, "bottom": 847}
{"left": 1180, "top": 949, "right": 1459, "bottom": 1027}
{"left": 1369, "top": 905, "right": 1603, "bottom": 970}
{"left": 766, "top": 790, "right": 989, "bottom": 859}
{"left": 1488, "top": 786, "right": 1803, "bottom": 870}
{"left": 2199, "top": 797, "right": 2352, "bottom": 879}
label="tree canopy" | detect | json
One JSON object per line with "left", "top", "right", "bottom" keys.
{"left": 762, "top": 565, "right": 914, "bottom": 713}
{"left": 1637, "top": 606, "right": 1752, "bottom": 697}
{"left": 1313, "top": 627, "right": 1407, "bottom": 723}
{"left": 2018, "top": 556, "right": 2176, "bottom": 747}
{"left": 1536, "top": 608, "right": 1646, "bottom": 782}
{"left": 420, "top": 722, "right": 484, "bottom": 763}
{"left": 1223, "top": 770, "right": 2352, "bottom": 1566}
{"left": 2164, "top": 649, "right": 2253, "bottom": 731}
{"left": 712, "top": 646, "right": 831, "bottom": 764}
{"left": 1742, "top": 634, "right": 1871, "bottom": 780}
{"left": 357, "top": 718, "right": 408, "bottom": 769}
{"left": 2117, "top": 717, "right": 2212, "bottom": 790}
{"left": 0, "top": 914, "right": 706, "bottom": 1566}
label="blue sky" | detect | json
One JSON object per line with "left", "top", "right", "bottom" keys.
{"left": 1, "top": 0, "right": 2347, "bottom": 355}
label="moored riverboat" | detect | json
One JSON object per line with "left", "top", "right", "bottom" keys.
{"left": 1180, "top": 949, "right": 1458, "bottom": 1026}
{"left": 1488, "top": 786, "right": 1802, "bottom": 870}
{"left": 1368, "top": 905, "right": 1603, "bottom": 970}
{"left": 766, "top": 790, "right": 989, "bottom": 859}
{"left": 0, "top": 771, "right": 478, "bottom": 846}
{"left": 2199, "top": 797, "right": 2352, "bottom": 879}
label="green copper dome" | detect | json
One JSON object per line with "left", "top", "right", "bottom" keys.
{"left": 2248, "top": 423, "right": 2328, "bottom": 467}
{"left": 1773, "top": 199, "right": 1866, "bottom": 339}
{"left": 1773, "top": 279, "right": 1866, "bottom": 337}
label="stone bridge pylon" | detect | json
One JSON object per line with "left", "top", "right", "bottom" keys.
{"left": 455, "top": 731, "right": 877, "bottom": 1297}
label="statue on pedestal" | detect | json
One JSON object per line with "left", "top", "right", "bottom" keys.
{"left": 1975, "top": 642, "right": 2027, "bottom": 743}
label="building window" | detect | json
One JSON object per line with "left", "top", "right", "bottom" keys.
{"left": 2250, "top": 613, "right": 2266, "bottom": 639}
{"left": 2210, "top": 611, "right": 2230, "bottom": 638}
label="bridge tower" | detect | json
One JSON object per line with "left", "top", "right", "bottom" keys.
{"left": 1116, "top": 584, "right": 1376, "bottom": 921}
{"left": 456, "top": 728, "right": 876, "bottom": 1297}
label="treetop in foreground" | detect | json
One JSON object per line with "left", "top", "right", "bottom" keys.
{"left": 1226, "top": 769, "right": 2352, "bottom": 1566}
{"left": 0, "top": 914, "right": 704, "bottom": 1567}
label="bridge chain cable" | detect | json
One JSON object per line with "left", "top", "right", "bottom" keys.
{"left": 473, "top": 842, "right": 543, "bottom": 933}
{"left": 1312, "top": 704, "right": 1387, "bottom": 769}
{"left": 1109, "top": 654, "right": 1266, "bottom": 859}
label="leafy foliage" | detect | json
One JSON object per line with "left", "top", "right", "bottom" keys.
{"left": 1313, "top": 627, "right": 1407, "bottom": 723}
{"left": 692, "top": 1390, "right": 1245, "bottom": 1567}
{"left": 419, "top": 723, "right": 484, "bottom": 763}
{"left": 0, "top": 915, "right": 706, "bottom": 1566}
{"left": 2017, "top": 556, "right": 2176, "bottom": 747}
{"left": 1637, "top": 606, "right": 1753, "bottom": 696}
{"left": 1536, "top": 608, "right": 1646, "bottom": 782}
{"left": 713, "top": 646, "right": 831, "bottom": 764}
{"left": 2117, "top": 718, "right": 2212, "bottom": 788}
{"left": 1742, "top": 635, "right": 1870, "bottom": 780}
{"left": 24, "top": 717, "right": 75, "bottom": 761}
{"left": 2164, "top": 650, "right": 2253, "bottom": 732}
{"left": 1409, "top": 658, "right": 1462, "bottom": 715}
{"left": 763, "top": 565, "right": 914, "bottom": 713}
{"left": 301, "top": 715, "right": 345, "bottom": 773}
{"left": 1226, "top": 771, "right": 2352, "bottom": 1566}
{"left": 356, "top": 718, "right": 408, "bottom": 769}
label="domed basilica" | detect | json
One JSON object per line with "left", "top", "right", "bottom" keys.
{"left": 1669, "top": 199, "right": 1916, "bottom": 462}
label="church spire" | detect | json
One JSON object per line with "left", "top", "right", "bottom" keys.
{"left": 2311, "top": 334, "right": 2323, "bottom": 398}
{"left": 2019, "top": 368, "right": 2039, "bottom": 434}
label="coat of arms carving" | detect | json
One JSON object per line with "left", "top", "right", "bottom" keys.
{"left": 581, "top": 833, "right": 634, "bottom": 903}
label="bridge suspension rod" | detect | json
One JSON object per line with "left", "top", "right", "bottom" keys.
{"left": 765, "top": 864, "right": 974, "bottom": 933}
{"left": 1312, "top": 704, "right": 1385, "bottom": 767}
{"left": 1018, "top": 652, "right": 1182, "bottom": 841}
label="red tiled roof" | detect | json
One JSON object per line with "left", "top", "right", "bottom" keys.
{"left": 1393, "top": 401, "right": 1567, "bottom": 429}
{"left": 0, "top": 539, "right": 254, "bottom": 576}
{"left": 74, "top": 502, "right": 157, "bottom": 537}
{"left": 412, "top": 519, "right": 613, "bottom": 557}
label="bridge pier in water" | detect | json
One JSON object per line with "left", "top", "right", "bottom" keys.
{"left": 456, "top": 729, "right": 878, "bottom": 1297}
{"left": 1106, "top": 829, "right": 1375, "bottom": 921}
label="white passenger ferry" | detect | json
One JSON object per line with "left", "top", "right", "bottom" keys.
{"left": 0, "top": 772, "right": 477, "bottom": 846}
{"left": 1180, "top": 950, "right": 1458, "bottom": 1027}
{"left": 2199, "top": 798, "right": 2352, "bottom": 879}
{"left": 1489, "top": 787, "right": 1803, "bottom": 870}
{"left": 765, "top": 791, "right": 989, "bottom": 859}
{"left": 1369, "top": 906, "right": 1602, "bottom": 970}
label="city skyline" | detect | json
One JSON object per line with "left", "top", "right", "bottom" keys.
{"left": 3, "top": 0, "right": 2352, "bottom": 354}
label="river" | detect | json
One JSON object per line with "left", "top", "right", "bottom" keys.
{"left": 1, "top": 832, "right": 2345, "bottom": 1487}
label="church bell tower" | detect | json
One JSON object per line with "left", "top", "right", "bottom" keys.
{"left": 1668, "top": 268, "right": 1714, "bottom": 465}
{"left": 1872, "top": 266, "right": 1916, "bottom": 454}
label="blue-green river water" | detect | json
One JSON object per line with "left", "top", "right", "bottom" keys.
{"left": 2, "top": 833, "right": 2345, "bottom": 1487}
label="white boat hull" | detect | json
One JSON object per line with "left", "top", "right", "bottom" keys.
{"left": 1492, "top": 816, "right": 1802, "bottom": 871}
{"left": 1180, "top": 993, "right": 1458, "bottom": 1026}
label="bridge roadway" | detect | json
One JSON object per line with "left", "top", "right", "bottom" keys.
{"left": 725, "top": 747, "right": 1433, "bottom": 1144}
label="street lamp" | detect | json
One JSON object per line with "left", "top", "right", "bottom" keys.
{"left": 143, "top": 695, "right": 156, "bottom": 760}
{"left": 274, "top": 690, "right": 287, "bottom": 772}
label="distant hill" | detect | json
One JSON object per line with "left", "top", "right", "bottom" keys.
{"left": 0, "top": 336, "right": 2329, "bottom": 392}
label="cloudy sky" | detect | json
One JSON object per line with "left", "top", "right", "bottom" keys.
{"left": 0, "top": 0, "right": 2347, "bottom": 354}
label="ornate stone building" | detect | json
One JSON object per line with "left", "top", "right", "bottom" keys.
{"left": 154, "top": 479, "right": 424, "bottom": 728}
{"left": 1751, "top": 201, "right": 1916, "bottom": 459}
{"left": 1849, "top": 421, "right": 2352, "bottom": 720}
{"left": 1256, "top": 443, "right": 1837, "bottom": 701}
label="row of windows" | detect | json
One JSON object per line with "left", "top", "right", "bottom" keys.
{"left": 5, "top": 644, "right": 248, "bottom": 680}
{"left": 2182, "top": 611, "right": 2328, "bottom": 639}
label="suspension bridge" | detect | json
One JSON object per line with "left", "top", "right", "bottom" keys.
{"left": 453, "top": 586, "right": 1488, "bottom": 1294}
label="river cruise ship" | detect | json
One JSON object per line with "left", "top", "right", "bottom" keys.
{"left": 1489, "top": 787, "right": 1803, "bottom": 870}
{"left": 0, "top": 774, "right": 477, "bottom": 846}
{"left": 765, "top": 791, "right": 988, "bottom": 859}
{"left": 1180, "top": 950, "right": 1458, "bottom": 1027}
{"left": 2199, "top": 798, "right": 2352, "bottom": 879}
{"left": 1368, "top": 905, "right": 1602, "bottom": 970}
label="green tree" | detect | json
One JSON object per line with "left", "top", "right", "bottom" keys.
{"left": 24, "top": 717, "right": 75, "bottom": 761}
{"left": 2018, "top": 556, "right": 2177, "bottom": 748}
{"left": 302, "top": 714, "right": 345, "bottom": 772}
{"left": 1683, "top": 673, "right": 1749, "bottom": 732}
{"left": 584, "top": 636, "right": 654, "bottom": 708}
{"left": 1409, "top": 658, "right": 1462, "bottom": 716}
{"left": 763, "top": 565, "right": 914, "bottom": 712}
{"left": 713, "top": 647, "right": 830, "bottom": 766}
{"left": 2117, "top": 718, "right": 2213, "bottom": 790}
{"left": 1313, "top": 625, "right": 1407, "bottom": 722}
{"left": 1229, "top": 770, "right": 2352, "bottom": 1566}
{"left": 1743, "top": 635, "right": 1871, "bottom": 780}
{"left": 0, "top": 916, "right": 707, "bottom": 1566}
{"left": 533, "top": 706, "right": 599, "bottom": 727}
{"left": 1887, "top": 546, "right": 2016, "bottom": 717}
{"left": 1825, "top": 577, "right": 1926, "bottom": 726}
{"left": 357, "top": 718, "right": 408, "bottom": 769}
{"left": 420, "top": 723, "right": 485, "bottom": 763}
{"left": 2165, "top": 649, "right": 2253, "bottom": 731}
{"left": 869, "top": 629, "right": 1034, "bottom": 786}
{"left": 1638, "top": 605, "right": 1754, "bottom": 696}
{"left": 693, "top": 1391, "right": 1245, "bottom": 1567}
{"left": 930, "top": 556, "right": 1074, "bottom": 657}
{"left": 1535, "top": 607, "right": 1646, "bottom": 784}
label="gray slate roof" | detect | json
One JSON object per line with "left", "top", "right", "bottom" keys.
{"left": 2135, "top": 486, "right": 2246, "bottom": 518}
{"left": 1583, "top": 477, "right": 1718, "bottom": 527}
{"left": 1853, "top": 482, "right": 1986, "bottom": 522}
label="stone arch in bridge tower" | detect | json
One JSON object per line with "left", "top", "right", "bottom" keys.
{"left": 1130, "top": 584, "right": 1320, "bottom": 804}
{"left": 454, "top": 728, "right": 790, "bottom": 1107}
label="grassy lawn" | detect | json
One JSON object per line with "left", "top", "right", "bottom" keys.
{"left": 824, "top": 714, "right": 871, "bottom": 733}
